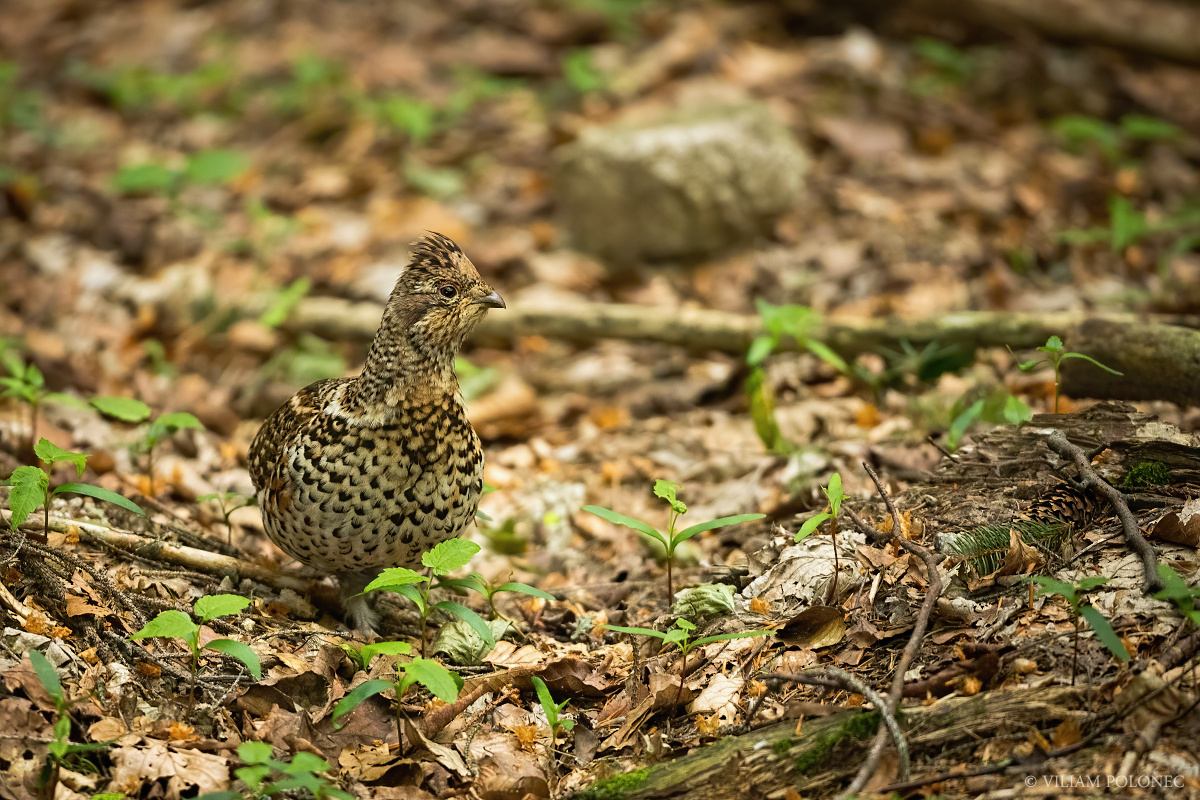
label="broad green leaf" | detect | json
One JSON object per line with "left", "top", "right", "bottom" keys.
{"left": 745, "top": 334, "right": 776, "bottom": 367}
{"left": 1108, "top": 196, "right": 1149, "bottom": 251}
{"left": 132, "top": 609, "right": 198, "bottom": 642}
{"left": 284, "top": 751, "right": 332, "bottom": 774}
{"left": 582, "top": 505, "right": 662, "bottom": 543}
{"left": 825, "top": 473, "right": 844, "bottom": 516}
{"left": 436, "top": 573, "right": 489, "bottom": 596}
{"left": 605, "top": 624, "right": 668, "bottom": 641}
{"left": 363, "top": 567, "right": 428, "bottom": 593}
{"left": 331, "top": 679, "right": 393, "bottom": 727}
{"left": 356, "top": 641, "right": 413, "bottom": 668}
{"left": 153, "top": 411, "right": 204, "bottom": 433}
{"left": 946, "top": 399, "right": 984, "bottom": 451}
{"left": 675, "top": 513, "right": 765, "bottom": 544}
{"left": 795, "top": 512, "right": 832, "bottom": 542}
{"left": 184, "top": 149, "right": 249, "bottom": 186}
{"left": 259, "top": 277, "right": 312, "bottom": 329}
{"left": 652, "top": 480, "right": 687, "bottom": 515}
{"left": 805, "top": 339, "right": 850, "bottom": 375}
{"left": 435, "top": 601, "right": 496, "bottom": 649}
{"left": 422, "top": 538, "right": 480, "bottom": 575}
{"left": 399, "top": 658, "right": 460, "bottom": 702}
{"left": 1079, "top": 605, "right": 1130, "bottom": 662}
{"left": 1075, "top": 576, "right": 1109, "bottom": 592}
{"left": 1060, "top": 352, "right": 1123, "bottom": 376}
{"left": 495, "top": 582, "right": 556, "bottom": 602}
{"left": 90, "top": 395, "right": 152, "bottom": 423}
{"left": 1000, "top": 394, "right": 1033, "bottom": 425}
{"left": 672, "top": 583, "right": 737, "bottom": 619}
{"left": 662, "top": 628, "right": 688, "bottom": 647}
{"left": 53, "top": 482, "right": 145, "bottom": 516}
{"left": 692, "top": 629, "right": 773, "bottom": 648}
{"left": 531, "top": 675, "right": 566, "bottom": 726}
{"left": 237, "top": 740, "right": 274, "bottom": 765}
{"left": 34, "top": 439, "right": 88, "bottom": 476}
{"left": 205, "top": 638, "right": 262, "bottom": 679}
{"left": 112, "top": 162, "right": 177, "bottom": 195}
{"left": 7, "top": 466, "right": 48, "bottom": 528}
{"left": 194, "top": 593, "right": 251, "bottom": 623}
{"left": 1153, "top": 564, "right": 1200, "bottom": 604}
{"left": 28, "top": 649, "right": 64, "bottom": 705}
{"left": 1030, "top": 576, "right": 1077, "bottom": 602}
{"left": 393, "top": 583, "right": 427, "bottom": 614}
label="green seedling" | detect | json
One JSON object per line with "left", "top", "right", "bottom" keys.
{"left": 583, "top": 480, "right": 764, "bottom": 604}
{"left": 794, "top": 473, "right": 845, "bottom": 604}
{"left": 946, "top": 388, "right": 1032, "bottom": 450}
{"left": 197, "top": 491, "right": 255, "bottom": 545}
{"left": 436, "top": 571, "right": 555, "bottom": 625}
{"left": 369, "top": 93, "right": 439, "bottom": 144}
{"left": 4, "top": 438, "right": 144, "bottom": 533}
{"left": 1031, "top": 575, "right": 1129, "bottom": 685}
{"left": 28, "top": 650, "right": 110, "bottom": 800}
{"left": 141, "top": 411, "right": 204, "bottom": 496}
{"left": 1, "top": 350, "right": 79, "bottom": 452}
{"left": 1052, "top": 114, "right": 1182, "bottom": 164}
{"left": 112, "top": 148, "right": 248, "bottom": 198}
{"left": 363, "top": 538, "right": 495, "bottom": 657}
{"left": 606, "top": 618, "right": 772, "bottom": 707}
{"left": 340, "top": 640, "right": 417, "bottom": 672}
{"left": 1059, "top": 196, "right": 1200, "bottom": 270}
{"left": 531, "top": 675, "right": 575, "bottom": 784}
{"left": 562, "top": 49, "right": 607, "bottom": 95}
{"left": 131, "top": 594, "right": 261, "bottom": 700}
{"left": 258, "top": 277, "right": 312, "bottom": 329}
{"left": 215, "top": 741, "right": 352, "bottom": 800}
{"left": 1015, "top": 335, "right": 1122, "bottom": 413}
{"left": 1153, "top": 564, "right": 1200, "bottom": 627}
{"left": 331, "top": 650, "right": 461, "bottom": 745}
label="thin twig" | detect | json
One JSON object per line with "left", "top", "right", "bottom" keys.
{"left": 842, "top": 463, "right": 943, "bottom": 798}
{"left": 1043, "top": 430, "right": 1162, "bottom": 593}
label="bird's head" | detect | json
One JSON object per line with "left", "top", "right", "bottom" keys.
{"left": 384, "top": 232, "right": 505, "bottom": 364}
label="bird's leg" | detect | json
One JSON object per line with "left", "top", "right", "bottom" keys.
{"left": 339, "top": 570, "right": 382, "bottom": 639}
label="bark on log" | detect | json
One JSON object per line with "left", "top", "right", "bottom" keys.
{"left": 918, "top": 0, "right": 1200, "bottom": 64}
{"left": 1062, "top": 319, "right": 1200, "bottom": 407}
{"left": 576, "top": 685, "right": 1082, "bottom": 799}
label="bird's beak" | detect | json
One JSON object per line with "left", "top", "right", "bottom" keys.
{"left": 476, "top": 288, "right": 506, "bottom": 309}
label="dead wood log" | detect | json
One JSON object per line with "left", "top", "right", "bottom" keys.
{"left": 914, "top": 0, "right": 1200, "bottom": 64}
{"left": 285, "top": 298, "right": 1200, "bottom": 405}
{"left": 577, "top": 685, "right": 1082, "bottom": 799}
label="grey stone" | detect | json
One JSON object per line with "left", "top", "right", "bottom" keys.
{"left": 554, "top": 102, "right": 808, "bottom": 262}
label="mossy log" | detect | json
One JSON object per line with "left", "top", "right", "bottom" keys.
{"left": 1062, "top": 318, "right": 1200, "bottom": 408}
{"left": 573, "top": 685, "right": 1082, "bottom": 799}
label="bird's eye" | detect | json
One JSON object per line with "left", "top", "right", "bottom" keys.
{"left": 438, "top": 284, "right": 458, "bottom": 299}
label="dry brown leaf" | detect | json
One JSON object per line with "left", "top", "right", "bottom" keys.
{"left": 776, "top": 606, "right": 846, "bottom": 649}
{"left": 1051, "top": 717, "right": 1082, "bottom": 748}
{"left": 1150, "top": 499, "right": 1200, "bottom": 547}
{"left": 109, "top": 742, "right": 229, "bottom": 799}
{"left": 65, "top": 595, "right": 112, "bottom": 618}
{"left": 470, "top": 731, "right": 550, "bottom": 800}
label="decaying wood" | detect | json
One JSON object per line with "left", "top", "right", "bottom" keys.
{"left": 586, "top": 685, "right": 1083, "bottom": 799}
{"left": 285, "top": 298, "right": 1200, "bottom": 405}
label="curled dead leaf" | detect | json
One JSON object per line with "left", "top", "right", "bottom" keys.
{"left": 1150, "top": 499, "right": 1200, "bottom": 547}
{"left": 776, "top": 606, "right": 845, "bottom": 649}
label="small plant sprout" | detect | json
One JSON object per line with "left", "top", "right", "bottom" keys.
{"left": 530, "top": 675, "right": 575, "bottom": 783}
{"left": 1, "top": 350, "right": 77, "bottom": 451}
{"left": 231, "top": 741, "right": 352, "bottom": 800}
{"left": 90, "top": 398, "right": 204, "bottom": 496}
{"left": 340, "top": 640, "right": 417, "bottom": 672}
{"left": 1153, "top": 564, "right": 1200, "bottom": 628}
{"left": 1015, "top": 336, "right": 1123, "bottom": 413}
{"left": 197, "top": 491, "right": 255, "bottom": 545}
{"left": 27, "top": 649, "right": 109, "bottom": 799}
{"left": 436, "top": 570, "right": 556, "bottom": 624}
{"left": 583, "top": 480, "right": 765, "bottom": 604}
{"left": 606, "top": 618, "right": 772, "bottom": 707}
{"left": 794, "top": 472, "right": 845, "bottom": 603}
{"left": 1031, "top": 575, "right": 1129, "bottom": 685}
{"left": 131, "top": 593, "right": 261, "bottom": 699}
{"left": 4, "top": 438, "right": 144, "bottom": 533}
{"left": 363, "top": 538, "right": 495, "bottom": 657}
{"left": 331, "top": 650, "right": 461, "bottom": 745}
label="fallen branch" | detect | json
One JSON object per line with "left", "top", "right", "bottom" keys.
{"left": 1043, "top": 430, "right": 1162, "bottom": 593}
{"left": 845, "top": 463, "right": 944, "bottom": 797}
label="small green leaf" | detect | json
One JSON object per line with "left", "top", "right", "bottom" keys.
{"left": 205, "top": 638, "right": 262, "bottom": 679}
{"left": 437, "top": 573, "right": 490, "bottom": 596}
{"left": 435, "top": 601, "right": 496, "bottom": 649}
{"left": 153, "top": 411, "right": 204, "bottom": 433}
{"left": 422, "top": 538, "right": 480, "bottom": 575}
{"left": 652, "top": 480, "right": 687, "bottom": 515}
{"left": 675, "top": 513, "right": 765, "bottom": 544}
{"left": 33, "top": 439, "right": 88, "bottom": 476}
{"left": 28, "top": 649, "right": 64, "bottom": 706}
{"left": 194, "top": 593, "right": 251, "bottom": 623}
{"left": 674, "top": 618, "right": 696, "bottom": 632}
{"left": 746, "top": 335, "right": 776, "bottom": 367}
{"left": 1041, "top": 336, "right": 1064, "bottom": 352}
{"left": 1060, "top": 351, "right": 1123, "bottom": 376}
{"left": 1030, "top": 576, "right": 1077, "bottom": 602}
{"left": 582, "top": 505, "right": 662, "bottom": 542}
{"left": 53, "top": 482, "right": 145, "bottom": 516}
{"left": 805, "top": 339, "right": 851, "bottom": 375}
{"left": 605, "top": 624, "right": 668, "bottom": 641}
{"left": 363, "top": 567, "right": 428, "bottom": 593}
{"left": 112, "top": 162, "right": 177, "bottom": 195}
{"left": 356, "top": 641, "right": 413, "bottom": 668}
{"left": 1016, "top": 359, "right": 1042, "bottom": 372}
{"left": 399, "top": 658, "right": 461, "bottom": 702}
{"left": 7, "top": 465, "right": 48, "bottom": 528}
{"left": 284, "top": 751, "right": 332, "bottom": 774}
{"left": 692, "top": 629, "right": 773, "bottom": 648}
{"left": 237, "top": 740, "right": 275, "bottom": 765}
{"left": 90, "top": 395, "right": 152, "bottom": 423}
{"left": 531, "top": 675, "right": 565, "bottom": 726}
{"left": 825, "top": 473, "right": 844, "bottom": 516}
{"left": 259, "top": 277, "right": 312, "bottom": 329}
{"left": 1079, "top": 605, "right": 1130, "bottom": 662}
{"left": 132, "top": 609, "right": 198, "bottom": 642}
{"left": 795, "top": 512, "right": 832, "bottom": 542}
{"left": 1074, "top": 576, "right": 1109, "bottom": 592}
{"left": 184, "top": 149, "right": 249, "bottom": 186}
{"left": 946, "top": 399, "right": 984, "bottom": 450}
{"left": 331, "top": 679, "right": 393, "bottom": 727}
{"left": 494, "top": 581, "right": 556, "bottom": 602}
{"left": 393, "top": 583, "right": 427, "bottom": 614}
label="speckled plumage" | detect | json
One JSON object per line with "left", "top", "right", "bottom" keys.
{"left": 249, "top": 233, "right": 503, "bottom": 630}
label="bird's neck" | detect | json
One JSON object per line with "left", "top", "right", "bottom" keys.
{"left": 350, "top": 326, "right": 459, "bottom": 409}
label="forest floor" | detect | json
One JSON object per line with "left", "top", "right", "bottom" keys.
{"left": 1, "top": 1, "right": 1199, "bottom": 798}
